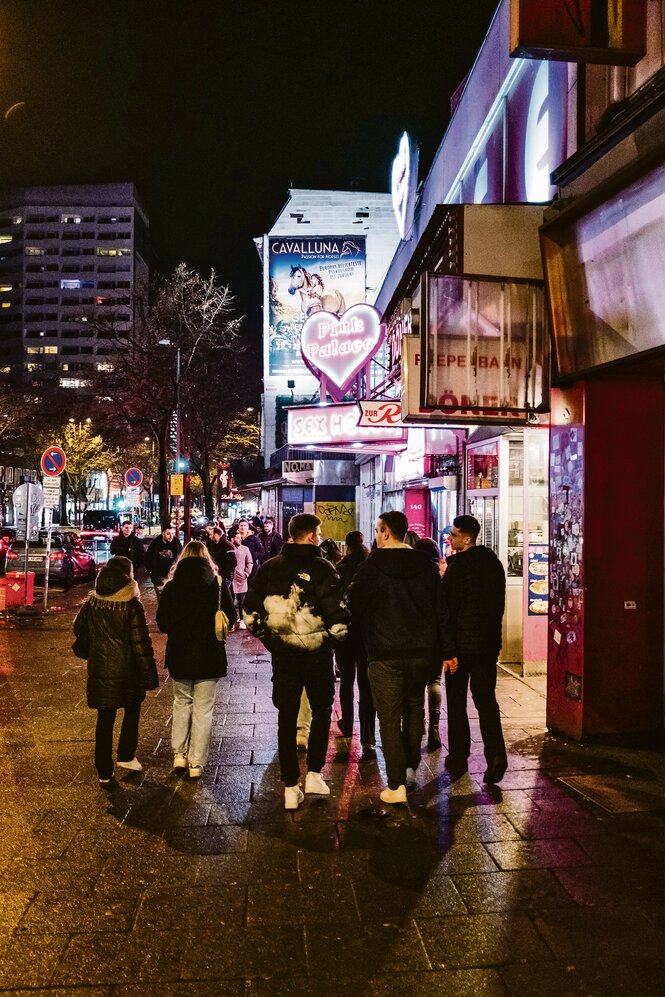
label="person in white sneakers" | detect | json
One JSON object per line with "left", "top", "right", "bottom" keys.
{"left": 73, "top": 556, "right": 158, "bottom": 784}
{"left": 243, "top": 513, "right": 349, "bottom": 809}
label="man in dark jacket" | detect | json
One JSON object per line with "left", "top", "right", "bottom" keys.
{"left": 243, "top": 513, "right": 349, "bottom": 810}
{"left": 205, "top": 526, "right": 237, "bottom": 580}
{"left": 258, "top": 517, "right": 284, "bottom": 560}
{"left": 441, "top": 514, "right": 507, "bottom": 784}
{"left": 110, "top": 522, "right": 145, "bottom": 576}
{"left": 145, "top": 525, "right": 181, "bottom": 597}
{"left": 347, "top": 511, "right": 445, "bottom": 805}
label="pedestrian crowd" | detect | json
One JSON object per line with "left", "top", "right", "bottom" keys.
{"left": 73, "top": 509, "right": 507, "bottom": 806}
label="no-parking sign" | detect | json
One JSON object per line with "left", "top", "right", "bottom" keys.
{"left": 41, "top": 446, "right": 67, "bottom": 477}
{"left": 125, "top": 467, "right": 143, "bottom": 487}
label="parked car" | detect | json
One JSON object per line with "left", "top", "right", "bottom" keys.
{"left": 6, "top": 530, "right": 97, "bottom": 589}
{"left": 81, "top": 510, "right": 124, "bottom": 544}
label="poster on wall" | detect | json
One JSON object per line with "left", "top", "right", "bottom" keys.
{"left": 527, "top": 545, "right": 549, "bottom": 615}
{"left": 268, "top": 236, "right": 366, "bottom": 378}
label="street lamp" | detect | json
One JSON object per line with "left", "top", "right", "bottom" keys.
{"left": 158, "top": 339, "right": 184, "bottom": 538}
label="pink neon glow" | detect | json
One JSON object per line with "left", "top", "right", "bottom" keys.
{"left": 300, "top": 304, "right": 384, "bottom": 401}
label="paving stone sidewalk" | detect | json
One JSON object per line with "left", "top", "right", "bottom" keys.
{"left": 1, "top": 581, "right": 664, "bottom": 995}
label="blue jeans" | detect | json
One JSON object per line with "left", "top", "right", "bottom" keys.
{"left": 171, "top": 678, "right": 218, "bottom": 767}
{"left": 368, "top": 657, "right": 430, "bottom": 790}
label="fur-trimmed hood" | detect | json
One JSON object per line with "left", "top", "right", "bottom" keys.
{"left": 90, "top": 580, "right": 140, "bottom": 606}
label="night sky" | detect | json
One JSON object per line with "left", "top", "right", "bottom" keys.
{"left": 0, "top": 0, "right": 498, "bottom": 342}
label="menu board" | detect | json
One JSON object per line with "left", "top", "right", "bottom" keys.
{"left": 527, "top": 545, "right": 548, "bottom": 615}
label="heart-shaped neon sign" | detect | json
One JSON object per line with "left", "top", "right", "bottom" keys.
{"left": 300, "top": 303, "right": 384, "bottom": 401}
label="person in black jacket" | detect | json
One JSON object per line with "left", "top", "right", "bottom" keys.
{"left": 73, "top": 556, "right": 158, "bottom": 784}
{"left": 258, "top": 517, "right": 284, "bottom": 560}
{"left": 110, "top": 522, "right": 145, "bottom": 576}
{"left": 205, "top": 526, "right": 237, "bottom": 580}
{"left": 156, "top": 541, "right": 236, "bottom": 778}
{"left": 243, "top": 513, "right": 349, "bottom": 810}
{"left": 335, "top": 531, "right": 375, "bottom": 753}
{"left": 145, "top": 525, "right": 182, "bottom": 598}
{"left": 441, "top": 514, "right": 507, "bottom": 784}
{"left": 347, "top": 511, "right": 446, "bottom": 805}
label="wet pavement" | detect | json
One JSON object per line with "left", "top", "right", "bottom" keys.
{"left": 1, "top": 579, "right": 665, "bottom": 995}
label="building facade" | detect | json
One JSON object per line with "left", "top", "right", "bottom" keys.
{"left": 0, "top": 183, "right": 149, "bottom": 391}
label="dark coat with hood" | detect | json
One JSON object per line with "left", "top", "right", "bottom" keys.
{"left": 243, "top": 543, "right": 349, "bottom": 657}
{"left": 441, "top": 545, "right": 505, "bottom": 660}
{"left": 156, "top": 557, "right": 237, "bottom": 680}
{"left": 347, "top": 547, "right": 445, "bottom": 662}
{"left": 73, "top": 572, "right": 158, "bottom": 710}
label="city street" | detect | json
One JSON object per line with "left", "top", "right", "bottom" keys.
{"left": 1, "top": 579, "right": 664, "bottom": 994}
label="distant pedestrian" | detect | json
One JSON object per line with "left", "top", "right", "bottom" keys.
{"left": 73, "top": 556, "right": 158, "bottom": 784}
{"left": 231, "top": 532, "right": 252, "bottom": 628}
{"left": 441, "top": 515, "right": 508, "bottom": 784}
{"left": 414, "top": 536, "right": 445, "bottom": 750}
{"left": 236, "top": 518, "right": 264, "bottom": 579}
{"left": 156, "top": 540, "right": 237, "bottom": 779}
{"left": 110, "top": 521, "right": 145, "bottom": 576}
{"left": 205, "top": 525, "right": 237, "bottom": 580}
{"left": 145, "top": 525, "right": 181, "bottom": 599}
{"left": 244, "top": 513, "right": 349, "bottom": 810}
{"left": 335, "top": 531, "right": 375, "bottom": 754}
{"left": 347, "top": 511, "right": 445, "bottom": 804}
{"left": 258, "top": 516, "right": 284, "bottom": 560}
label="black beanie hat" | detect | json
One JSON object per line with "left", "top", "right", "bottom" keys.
{"left": 96, "top": 556, "right": 133, "bottom": 596}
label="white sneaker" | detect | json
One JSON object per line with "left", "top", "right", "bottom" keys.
{"left": 380, "top": 785, "right": 407, "bottom": 804}
{"left": 116, "top": 757, "right": 142, "bottom": 771}
{"left": 305, "top": 771, "right": 330, "bottom": 796}
{"left": 406, "top": 767, "right": 416, "bottom": 787}
{"left": 238, "top": 620, "right": 247, "bottom": 629}
{"left": 188, "top": 765, "right": 203, "bottom": 778}
{"left": 284, "top": 784, "right": 304, "bottom": 810}
{"left": 173, "top": 753, "right": 187, "bottom": 770}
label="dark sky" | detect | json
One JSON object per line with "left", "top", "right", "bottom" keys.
{"left": 0, "top": 0, "right": 498, "bottom": 336}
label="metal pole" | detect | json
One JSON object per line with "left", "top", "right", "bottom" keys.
{"left": 23, "top": 481, "right": 30, "bottom": 605}
{"left": 175, "top": 348, "right": 181, "bottom": 538}
{"left": 43, "top": 507, "right": 53, "bottom": 613}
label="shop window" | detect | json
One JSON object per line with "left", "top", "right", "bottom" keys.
{"left": 467, "top": 442, "right": 498, "bottom": 490}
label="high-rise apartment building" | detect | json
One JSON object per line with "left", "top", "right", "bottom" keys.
{"left": 0, "top": 182, "right": 149, "bottom": 391}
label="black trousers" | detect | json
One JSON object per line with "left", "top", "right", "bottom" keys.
{"left": 444, "top": 653, "right": 507, "bottom": 766}
{"left": 368, "top": 657, "right": 430, "bottom": 790}
{"left": 336, "top": 640, "right": 375, "bottom": 745}
{"left": 95, "top": 704, "right": 141, "bottom": 780}
{"left": 272, "top": 652, "right": 335, "bottom": 786}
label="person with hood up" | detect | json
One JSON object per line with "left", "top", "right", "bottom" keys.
{"left": 156, "top": 540, "right": 237, "bottom": 778}
{"left": 335, "top": 530, "right": 375, "bottom": 753}
{"left": 441, "top": 514, "right": 508, "bottom": 784}
{"left": 145, "top": 524, "right": 182, "bottom": 598}
{"left": 347, "top": 511, "right": 446, "bottom": 804}
{"left": 243, "top": 513, "right": 349, "bottom": 810}
{"left": 73, "top": 556, "right": 158, "bottom": 784}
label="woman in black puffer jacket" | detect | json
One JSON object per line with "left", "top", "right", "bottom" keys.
{"left": 73, "top": 556, "right": 158, "bottom": 784}
{"left": 156, "top": 541, "right": 236, "bottom": 779}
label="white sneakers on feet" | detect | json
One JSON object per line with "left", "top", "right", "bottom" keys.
{"left": 305, "top": 771, "right": 330, "bottom": 795}
{"left": 188, "top": 765, "right": 203, "bottom": 778}
{"left": 284, "top": 784, "right": 304, "bottom": 810}
{"left": 406, "top": 767, "right": 416, "bottom": 787}
{"left": 380, "top": 785, "right": 407, "bottom": 804}
{"left": 173, "top": 754, "right": 187, "bottom": 770}
{"left": 116, "top": 758, "right": 142, "bottom": 771}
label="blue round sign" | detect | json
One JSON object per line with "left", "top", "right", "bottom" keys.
{"left": 41, "top": 446, "right": 67, "bottom": 477}
{"left": 125, "top": 467, "right": 143, "bottom": 487}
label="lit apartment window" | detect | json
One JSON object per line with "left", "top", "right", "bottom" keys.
{"left": 1, "top": 302, "right": 11, "bottom": 309}
{"left": 0, "top": 235, "right": 13, "bottom": 245}
{"left": 96, "top": 362, "right": 114, "bottom": 371}
{"left": 25, "top": 247, "right": 45, "bottom": 256}
{"left": 12, "top": 216, "right": 22, "bottom": 225}
{"left": 59, "top": 377, "right": 90, "bottom": 389}
{"left": 61, "top": 279, "right": 82, "bottom": 289}
{"left": 0, "top": 284, "right": 13, "bottom": 292}
{"left": 0, "top": 366, "right": 10, "bottom": 373}
{"left": 44, "top": 346, "right": 58, "bottom": 354}
{"left": 60, "top": 214, "right": 81, "bottom": 224}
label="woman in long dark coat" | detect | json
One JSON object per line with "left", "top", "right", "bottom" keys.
{"left": 156, "top": 540, "right": 236, "bottom": 778}
{"left": 73, "top": 556, "right": 158, "bottom": 784}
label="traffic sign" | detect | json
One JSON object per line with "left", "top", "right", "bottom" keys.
{"left": 124, "top": 485, "right": 142, "bottom": 504}
{"left": 170, "top": 474, "right": 184, "bottom": 497}
{"left": 42, "top": 477, "right": 62, "bottom": 508}
{"left": 41, "top": 446, "right": 67, "bottom": 477}
{"left": 125, "top": 467, "right": 143, "bottom": 487}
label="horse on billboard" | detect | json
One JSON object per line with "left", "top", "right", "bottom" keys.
{"left": 288, "top": 265, "right": 346, "bottom": 319}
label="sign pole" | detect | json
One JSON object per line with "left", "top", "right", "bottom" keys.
{"left": 23, "top": 481, "right": 31, "bottom": 605}
{"left": 43, "top": 508, "right": 53, "bottom": 613}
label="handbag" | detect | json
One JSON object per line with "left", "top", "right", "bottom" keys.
{"left": 215, "top": 575, "right": 229, "bottom": 642}
{"left": 72, "top": 601, "right": 91, "bottom": 659}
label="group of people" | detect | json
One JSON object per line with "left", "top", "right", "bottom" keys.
{"left": 73, "top": 508, "right": 507, "bottom": 810}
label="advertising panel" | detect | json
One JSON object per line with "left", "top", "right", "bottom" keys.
{"left": 287, "top": 403, "right": 405, "bottom": 448}
{"left": 268, "top": 237, "right": 366, "bottom": 378}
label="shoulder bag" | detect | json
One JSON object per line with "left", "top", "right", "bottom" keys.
{"left": 215, "top": 575, "right": 230, "bottom": 642}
